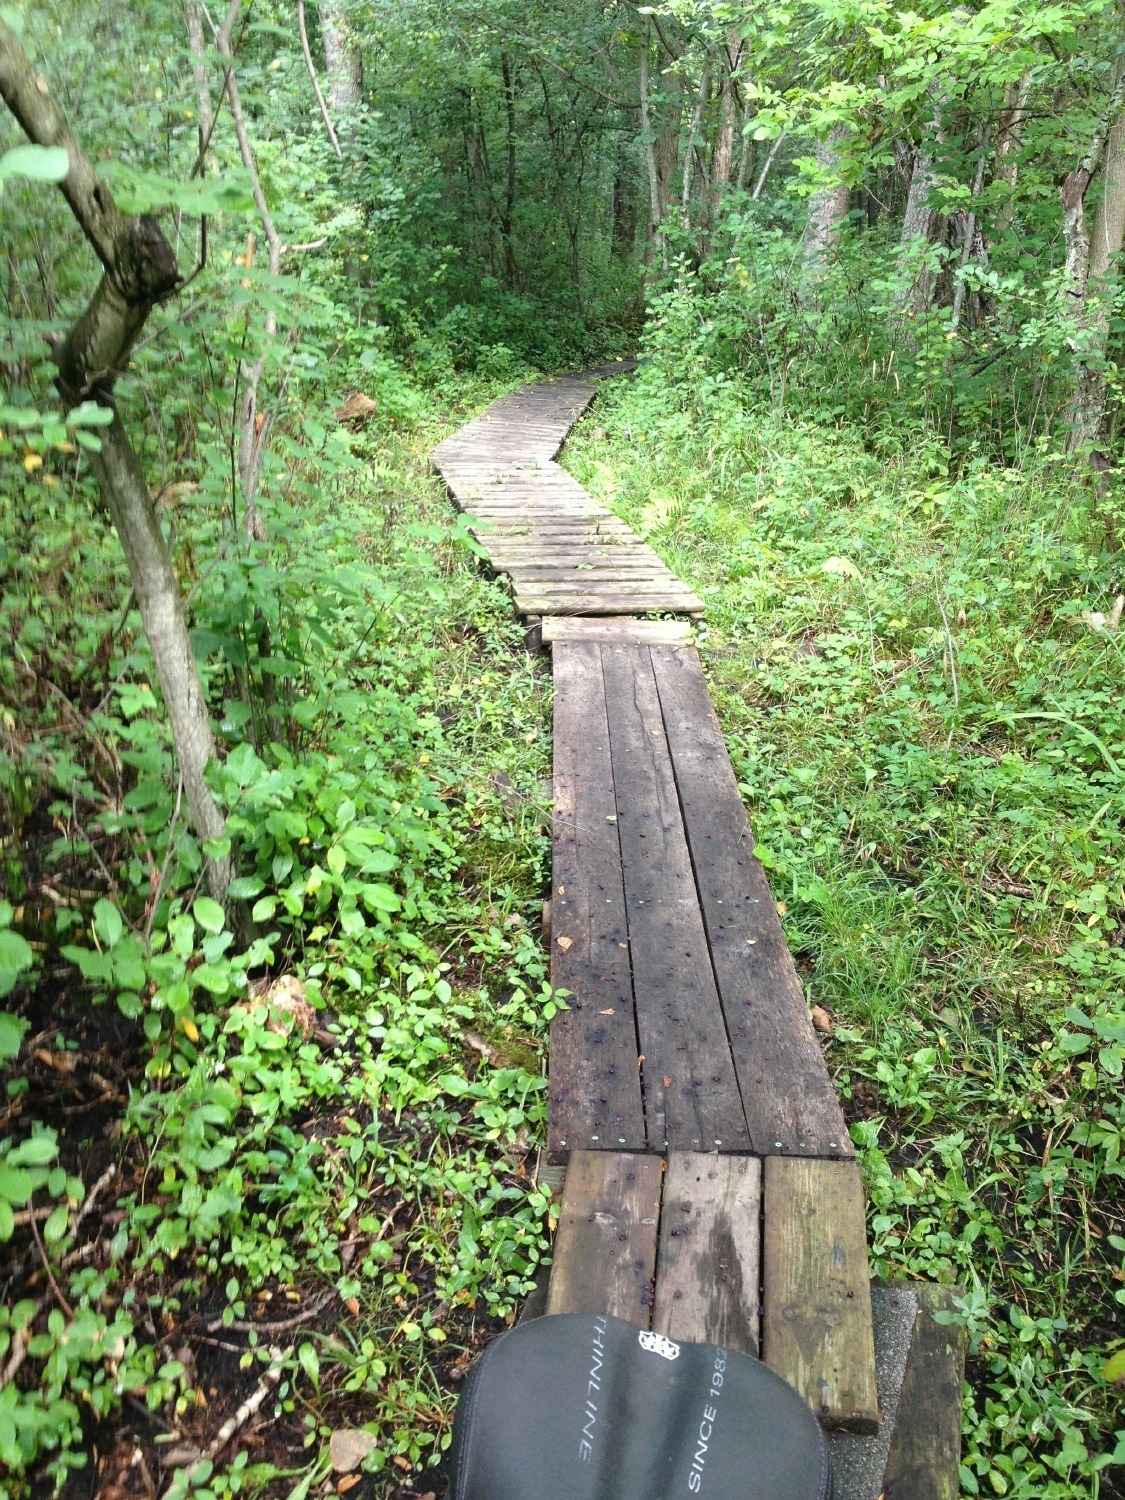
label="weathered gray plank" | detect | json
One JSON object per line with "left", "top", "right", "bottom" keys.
{"left": 543, "top": 617, "right": 693, "bottom": 645}
{"left": 762, "top": 1157, "right": 879, "bottom": 1433}
{"left": 652, "top": 1152, "right": 761, "bottom": 1353}
{"left": 545, "top": 1152, "right": 661, "bottom": 1324}
{"left": 649, "top": 645, "right": 851, "bottom": 1157}
{"left": 600, "top": 644, "right": 750, "bottom": 1153}
{"left": 549, "top": 643, "right": 646, "bottom": 1153}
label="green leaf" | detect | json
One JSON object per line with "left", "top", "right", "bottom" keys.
{"left": 0, "top": 1011, "right": 28, "bottom": 1060}
{"left": 43, "top": 1204, "right": 68, "bottom": 1246}
{"left": 9, "top": 1136, "right": 58, "bottom": 1167}
{"left": 0, "top": 144, "right": 69, "bottom": 186}
{"left": 0, "top": 928, "right": 34, "bottom": 999}
{"left": 0, "top": 1167, "right": 34, "bottom": 1205}
{"left": 192, "top": 963, "right": 231, "bottom": 995}
{"left": 64, "top": 400, "right": 115, "bottom": 428}
{"left": 326, "top": 844, "right": 347, "bottom": 876}
{"left": 1103, "top": 1349, "right": 1125, "bottom": 1384}
{"left": 0, "top": 1199, "right": 13, "bottom": 1242}
{"left": 227, "top": 877, "right": 264, "bottom": 899}
{"left": 93, "top": 899, "right": 124, "bottom": 949}
{"left": 193, "top": 897, "right": 226, "bottom": 935}
{"left": 298, "top": 1342, "right": 320, "bottom": 1390}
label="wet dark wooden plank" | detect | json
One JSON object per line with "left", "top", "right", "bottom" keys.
{"left": 548, "top": 643, "right": 646, "bottom": 1153}
{"left": 762, "top": 1157, "right": 879, "bottom": 1433}
{"left": 652, "top": 1152, "right": 761, "bottom": 1353}
{"left": 545, "top": 1151, "right": 662, "bottom": 1324}
{"left": 881, "top": 1284, "right": 965, "bottom": 1500}
{"left": 600, "top": 644, "right": 750, "bottom": 1153}
{"left": 650, "top": 645, "right": 851, "bottom": 1158}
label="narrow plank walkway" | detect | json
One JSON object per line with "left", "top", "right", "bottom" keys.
{"left": 432, "top": 373, "right": 704, "bottom": 617}
{"left": 434, "top": 374, "right": 962, "bottom": 1481}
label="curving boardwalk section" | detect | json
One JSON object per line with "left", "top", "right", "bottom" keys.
{"left": 432, "top": 374, "right": 703, "bottom": 617}
{"left": 433, "top": 374, "right": 963, "bottom": 1493}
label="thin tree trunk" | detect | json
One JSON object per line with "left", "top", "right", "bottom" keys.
{"left": 317, "top": 0, "right": 362, "bottom": 118}
{"left": 752, "top": 131, "right": 786, "bottom": 200}
{"left": 639, "top": 17, "right": 666, "bottom": 268}
{"left": 735, "top": 75, "right": 757, "bottom": 191}
{"left": 185, "top": 3, "right": 215, "bottom": 170}
{"left": 681, "top": 49, "right": 713, "bottom": 225}
{"left": 710, "top": 29, "right": 742, "bottom": 218}
{"left": 950, "top": 145, "right": 988, "bottom": 333}
{"left": 500, "top": 52, "right": 518, "bottom": 290}
{"left": 216, "top": 0, "right": 279, "bottom": 543}
{"left": 892, "top": 89, "right": 946, "bottom": 320}
{"left": 992, "top": 74, "right": 1031, "bottom": 233}
{"left": 0, "top": 21, "right": 231, "bottom": 903}
{"left": 803, "top": 124, "right": 851, "bottom": 273}
{"left": 1064, "top": 61, "right": 1125, "bottom": 462}
{"left": 297, "top": 0, "right": 342, "bottom": 158}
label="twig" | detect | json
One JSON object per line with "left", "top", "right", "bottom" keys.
{"left": 205, "top": 1293, "right": 331, "bottom": 1334}
{"left": 0, "top": 1298, "right": 44, "bottom": 1391}
{"left": 187, "top": 1345, "right": 285, "bottom": 1478}
{"left": 936, "top": 589, "right": 960, "bottom": 749}
{"left": 28, "top": 1198, "right": 73, "bottom": 1318}
{"left": 145, "top": 772, "right": 184, "bottom": 942}
{"left": 296, "top": 0, "right": 343, "bottom": 157}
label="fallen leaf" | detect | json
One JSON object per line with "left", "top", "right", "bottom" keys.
{"left": 811, "top": 1006, "right": 833, "bottom": 1034}
{"left": 556, "top": 935, "right": 572, "bottom": 950}
{"left": 776, "top": 901, "right": 787, "bottom": 916}
{"left": 345, "top": 1296, "right": 360, "bottom": 1315}
{"left": 598, "top": 1008, "right": 615, "bottom": 1015}
{"left": 338, "top": 1477, "right": 363, "bottom": 1495}
{"left": 663, "top": 1075, "right": 672, "bottom": 1087}
{"left": 330, "top": 1429, "right": 378, "bottom": 1473}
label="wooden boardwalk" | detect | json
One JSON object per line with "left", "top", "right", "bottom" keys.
{"left": 433, "top": 375, "right": 963, "bottom": 1486}
{"left": 432, "top": 374, "right": 703, "bottom": 618}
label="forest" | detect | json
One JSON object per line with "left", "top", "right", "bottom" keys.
{"left": 1, "top": 0, "right": 1125, "bottom": 1494}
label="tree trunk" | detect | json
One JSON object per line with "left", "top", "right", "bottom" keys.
{"left": 803, "top": 124, "right": 851, "bottom": 273}
{"left": 992, "top": 74, "right": 1031, "bottom": 234}
{"left": 184, "top": 2, "right": 215, "bottom": 170}
{"left": 0, "top": 20, "right": 231, "bottom": 903}
{"left": 1064, "top": 62, "right": 1125, "bottom": 462}
{"left": 681, "top": 50, "right": 713, "bottom": 226}
{"left": 612, "top": 139, "right": 638, "bottom": 257}
{"left": 500, "top": 52, "right": 518, "bottom": 290}
{"left": 892, "top": 91, "right": 946, "bottom": 320}
{"left": 218, "top": 0, "right": 279, "bottom": 544}
{"left": 639, "top": 17, "right": 666, "bottom": 268}
{"left": 317, "top": 0, "right": 361, "bottom": 117}
{"left": 710, "top": 30, "right": 742, "bottom": 216}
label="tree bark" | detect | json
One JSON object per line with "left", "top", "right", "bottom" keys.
{"left": 892, "top": 88, "right": 946, "bottom": 321}
{"left": 500, "top": 52, "right": 518, "bottom": 290}
{"left": 217, "top": 0, "right": 279, "bottom": 543}
{"left": 639, "top": 17, "right": 666, "bottom": 268}
{"left": 802, "top": 123, "right": 851, "bottom": 273}
{"left": 992, "top": 74, "right": 1031, "bottom": 233}
{"left": 1064, "top": 62, "right": 1125, "bottom": 462}
{"left": 185, "top": 2, "right": 215, "bottom": 171}
{"left": 710, "top": 28, "right": 742, "bottom": 209}
{"left": 0, "top": 20, "right": 231, "bottom": 903}
{"left": 297, "top": 0, "right": 342, "bottom": 158}
{"left": 317, "top": 0, "right": 362, "bottom": 118}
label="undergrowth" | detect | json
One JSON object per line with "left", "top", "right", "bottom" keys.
{"left": 0, "top": 372, "right": 561, "bottom": 1498}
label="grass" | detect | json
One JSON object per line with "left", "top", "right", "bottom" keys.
{"left": 564, "top": 354, "right": 1125, "bottom": 1499}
